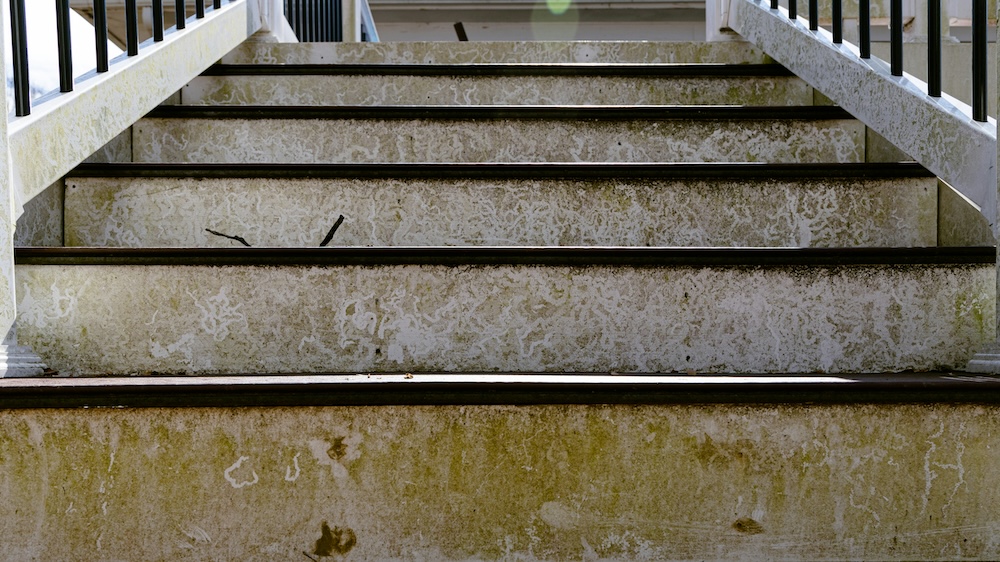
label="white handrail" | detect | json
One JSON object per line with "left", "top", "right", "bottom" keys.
{"left": 727, "top": 0, "right": 998, "bottom": 237}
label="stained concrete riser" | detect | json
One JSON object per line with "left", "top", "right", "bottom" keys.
{"left": 181, "top": 74, "right": 813, "bottom": 107}
{"left": 63, "top": 175, "right": 937, "bottom": 248}
{"left": 15, "top": 263, "right": 993, "bottom": 375}
{"left": 1, "top": 403, "right": 998, "bottom": 560}
{"left": 133, "top": 117, "right": 866, "bottom": 164}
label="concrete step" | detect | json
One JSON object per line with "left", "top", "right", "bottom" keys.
{"left": 181, "top": 63, "right": 812, "bottom": 107}
{"left": 133, "top": 106, "right": 866, "bottom": 164}
{"left": 0, "top": 377, "right": 996, "bottom": 560}
{"left": 222, "top": 41, "right": 778, "bottom": 65}
{"left": 64, "top": 163, "right": 937, "bottom": 248}
{"left": 14, "top": 247, "right": 993, "bottom": 376}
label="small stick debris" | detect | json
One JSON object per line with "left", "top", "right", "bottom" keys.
{"left": 319, "top": 215, "right": 345, "bottom": 247}
{"left": 205, "top": 228, "right": 251, "bottom": 247}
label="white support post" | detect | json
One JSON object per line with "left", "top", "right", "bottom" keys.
{"left": 707, "top": 0, "right": 743, "bottom": 42}
{"left": 964, "top": 0, "right": 1000, "bottom": 374}
{"left": 343, "top": 0, "right": 362, "bottom": 42}
{"left": 0, "top": 21, "right": 46, "bottom": 377}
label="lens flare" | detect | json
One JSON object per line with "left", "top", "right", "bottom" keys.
{"left": 547, "top": 0, "right": 572, "bottom": 15}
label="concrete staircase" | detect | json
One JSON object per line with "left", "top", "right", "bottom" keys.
{"left": 12, "top": 41, "right": 993, "bottom": 376}
{"left": 3, "top": 41, "right": 1000, "bottom": 561}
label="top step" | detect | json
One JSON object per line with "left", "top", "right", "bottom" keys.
{"left": 223, "top": 41, "right": 777, "bottom": 65}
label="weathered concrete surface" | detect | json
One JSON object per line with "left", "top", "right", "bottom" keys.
{"left": 222, "top": 40, "right": 777, "bottom": 65}
{"left": 181, "top": 73, "right": 813, "bottom": 107}
{"left": 63, "top": 175, "right": 937, "bottom": 248}
{"left": 730, "top": 0, "right": 998, "bottom": 235}
{"left": 15, "top": 181, "right": 63, "bottom": 247}
{"left": 1, "top": 403, "right": 999, "bottom": 560}
{"left": 15, "top": 263, "right": 994, "bottom": 375}
{"left": 8, "top": 0, "right": 254, "bottom": 211}
{"left": 939, "top": 181, "right": 997, "bottom": 247}
{"left": 132, "top": 116, "right": 866, "bottom": 164}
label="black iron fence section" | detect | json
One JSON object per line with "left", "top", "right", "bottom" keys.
{"left": 7, "top": 0, "right": 237, "bottom": 118}
{"left": 284, "top": 0, "right": 343, "bottom": 42}
{"left": 769, "top": 0, "right": 990, "bottom": 123}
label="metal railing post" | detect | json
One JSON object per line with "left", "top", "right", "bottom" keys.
{"left": 890, "top": 0, "right": 902, "bottom": 76}
{"left": 832, "top": 0, "right": 842, "bottom": 43}
{"left": 56, "top": 0, "right": 73, "bottom": 93}
{"left": 126, "top": 0, "right": 139, "bottom": 56}
{"left": 928, "top": 0, "right": 941, "bottom": 97}
{"left": 972, "top": 0, "right": 987, "bottom": 121}
{"left": 176, "top": 0, "right": 187, "bottom": 29}
{"left": 95, "top": 0, "right": 109, "bottom": 72}
{"left": 859, "top": 0, "right": 870, "bottom": 58}
{"left": 9, "top": 0, "right": 29, "bottom": 116}
{"left": 153, "top": 0, "right": 165, "bottom": 41}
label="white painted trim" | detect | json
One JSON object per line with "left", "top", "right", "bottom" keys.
{"left": 706, "top": 0, "right": 744, "bottom": 42}
{"left": 731, "top": 0, "right": 998, "bottom": 236}
{"left": 7, "top": 0, "right": 261, "bottom": 213}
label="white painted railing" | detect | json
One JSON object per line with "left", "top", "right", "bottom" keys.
{"left": 716, "top": 0, "right": 998, "bottom": 238}
{"left": 0, "top": 0, "right": 281, "bottom": 375}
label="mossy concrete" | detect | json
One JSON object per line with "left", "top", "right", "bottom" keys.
{"left": 1, "top": 403, "right": 998, "bottom": 560}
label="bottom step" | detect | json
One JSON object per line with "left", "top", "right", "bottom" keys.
{"left": 0, "top": 397, "right": 995, "bottom": 560}
{"left": 14, "top": 247, "right": 994, "bottom": 375}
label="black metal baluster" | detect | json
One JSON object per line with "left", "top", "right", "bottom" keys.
{"left": 95, "top": 0, "right": 109, "bottom": 72}
{"left": 56, "top": 0, "right": 73, "bottom": 93}
{"left": 214, "top": 0, "right": 221, "bottom": 8}
{"left": 319, "top": 0, "right": 328, "bottom": 41}
{"left": 335, "top": 0, "right": 343, "bottom": 42}
{"left": 126, "top": 0, "right": 139, "bottom": 55}
{"left": 153, "top": 0, "right": 165, "bottom": 41}
{"left": 10, "top": 0, "right": 29, "bottom": 116}
{"left": 928, "top": 0, "right": 941, "bottom": 96}
{"left": 770, "top": 0, "right": 778, "bottom": 10}
{"left": 176, "top": 0, "right": 186, "bottom": 29}
{"left": 789, "top": 0, "right": 797, "bottom": 20}
{"left": 196, "top": 0, "right": 204, "bottom": 19}
{"left": 832, "top": 0, "right": 842, "bottom": 43}
{"left": 973, "top": 0, "right": 987, "bottom": 121}
{"left": 809, "top": 0, "right": 818, "bottom": 30}
{"left": 312, "top": 0, "right": 320, "bottom": 41}
{"left": 859, "top": 0, "right": 870, "bottom": 58}
{"left": 890, "top": 0, "right": 902, "bottom": 75}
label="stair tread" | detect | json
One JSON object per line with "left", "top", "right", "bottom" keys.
{"left": 1, "top": 372, "right": 998, "bottom": 408}
{"left": 16, "top": 246, "right": 994, "bottom": 266}
{"left": 145, "top": 104, "right": 855, "bottom": 121}
{"left": 69, "top": 162, "right": 934, "bottom": 179}
{"left": 200, "top": 62, "right": 798, "bottom": 77}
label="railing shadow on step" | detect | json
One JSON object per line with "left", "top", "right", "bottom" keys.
{"left": 726, "top": 0, "right": 998, "bottom": 237}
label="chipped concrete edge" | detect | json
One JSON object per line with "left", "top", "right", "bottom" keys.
{"left": 730, "top": 0, "right": 998, "bottom": 237}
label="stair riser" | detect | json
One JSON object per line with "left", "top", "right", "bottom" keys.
{"left": 182, "top": 75, "right": 812, "bottom": 107}
{"left": 64, "top": 176, "right": 937, "bottom": 248}
{"left": 133, "top": 118, "right": 866, "bottom": 164}
{"left": 0, "top": 403, "right": 995, "bottom": 560}
{"left": 16, "top": 263, "right": 992, "bottom": 375}
{"left": 223, "top": 41, "right": 775, "bottom": 65}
